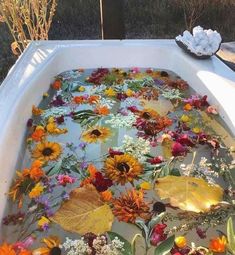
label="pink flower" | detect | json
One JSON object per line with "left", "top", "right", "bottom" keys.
{"left": 206, "top": 105, "right": 218, "bottom": 115}
{"left": 150, "top": 223, "right": 167, "bottom": 246}
{"left": 176, "top": 134, "right": 195, "bottom": 147}
{"left": 13, "top": 236, "right": 35, "bottom": 250}
{"left": 131, "top": 67, "right": 140, "bottom": 73}
{"left": 57, "top": 175, "right": 76, "bottom": 186}
{"left": 172, "top": 142, "right": 188, "bottom": 157}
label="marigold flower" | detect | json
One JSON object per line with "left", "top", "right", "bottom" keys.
{"left": 73, "top": 95, "right": 85, "bottom": 104}
{"left": 125, "top": 89, "right": 134, "bottom": 97}
{"left": 209, "top": 236, "right": 227, "bottom": 253}
{"left": 52, "top": 80, "right": 61, "bottom": 90}
{"left": 0, "top": 243, "right": 16, "bottom": 255}
{"left": 183, "top": 103, "right": 192, "bottom": 111}
{"left": 31, "top": 126, "right": 45, "bottom": 142}
{"left": 46, "top": 117, "right": 67, "bottom": 135}
{"left": 19, "top": 250, "right": 32, "bottom": 255}
{"left": 175, "top": 236, "right": 187, "bottom": 248}
{"left": 100, "top": 190, "right": 113, "bottom": 202}
{"left": 94, "top": 105, "right": 110, "bottom": 116}
{"left": 32, "top": 105, "right": 44, "bottom": 116}
{"left": 29, "top": 183, "right": 44, "bottom": 199}
{"left": 88, "top": 95, "right": 100, "bottom": 104}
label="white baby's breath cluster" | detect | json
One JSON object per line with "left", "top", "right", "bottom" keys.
{"left": 98, "top": 97, "right": 116, "bottom": 109}
{"left": 42, "top": 106, "right": 69, "bottom": 120}
{"left": 63, "top": 237, "right": 92, "bottom": 255}
{"left": 105, "top": 112, "right": 136, "bottom": 128}
{"left": 62, "top": 236, "right": 124, "bottom": 255}
{"left": 161, "top": 88, "right": 183, "bottom": 100}
{"left": 115, "top": 135, "right": 151, "bottom": 162}
{"left": 180, "top": 157, "right": 219, "bottom": 184}
{"left": 176, "top": 26, "right": 222, "bottom": 56}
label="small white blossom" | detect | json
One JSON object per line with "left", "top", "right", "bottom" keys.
{"left": 105, "top": 113, "right": 136, "bottom": 128}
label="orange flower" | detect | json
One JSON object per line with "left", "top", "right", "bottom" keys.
{"left": 183, "top": 103, "right": 192, "bottom": 111}
{"left": 88, "top": 95, "right": 100, "bottom": 104}
{"left": 94, "top": 105, "right": 110, "bottom": 115}
{"left": 112, "top": 189, "right": 150, "bottom": 223}
{"left": 73, "top": 96, "right": 85, "bottom": 104}
{"left": 31, "top": 127, "right": 45, "bottom": 142}
{"left": 87, "top": 164, "right": 98, "bottom": 178}
{"left": 209, "top": 236, "right": 227, "bottom": 253}
{"left": 52, "top": 80, "right": 61, "bottom": 90}
{"left": 32, "top": 105, "right": 43, "bottom": 116}
{"left": 100, "top": 190, "right": 113, "bottom": 202}
{"left": 30, "top": 165, "right": 44, "bottom": 181}
{"left": 0, "top": 243, "right": 16, "bottom": 255}
{"left": 19, "top": 250, "right": 32, "bottom": 255}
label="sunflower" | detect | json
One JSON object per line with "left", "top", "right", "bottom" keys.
{"left": 138, "top": 108, "right": 159, "bottom": 120}
{"left": 112, "top": 189, "right": 151, "bottom": 223}
{"left": 32, "top": 141, "right": 62, "bottom": 161}
{"left": 33, "top": 236, "right": 61, "bottom": 255}
{"left": 81, "top": 126, "right": 111, "bottom": 143}
{"left": 104, "top": 154, "right": 143, "bottom": 185}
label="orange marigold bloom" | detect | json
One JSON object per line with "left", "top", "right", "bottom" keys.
{"left": 87, "top": 164, "right": 98, "bottom": 178}
{"left": 112, "top": 189, "right": 150, "bottom": 223}
{"left": 19, "top": 250, "right": 32, "bottom": 255}
{"left": 100, "top": 190, "right": 113, "bottom": 202}
{"left": 0, "top": 243, "right": 16, "bottom": 255}
{"left": 32, "top": 105, "right": 44, "bottom": 116}
{"left": 209, "top": 236, "right": 227, "bottom": 253}
{"left": 88, "top": 95, "right": 100, "bottom": 104}
{"left": 52, "top": 80, "right": 61, "bottom": 90}
{"left": 183, "top": 103, "right": 192, "bottom": 111}
{"left": 73, "top": 96, "right": 85, "bottom": 104}
{"left": 31, "top": 127, "right": 45, "bottom": 142}
{"left": 30, "top": 166, "right": 44, "bottom": 181}
{"left": 94, "top": 105, "right": 110, "bottom": 115}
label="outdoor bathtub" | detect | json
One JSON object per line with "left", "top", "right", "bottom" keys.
{"left": 0, "top": 39, "right": 235, "bottom": 240}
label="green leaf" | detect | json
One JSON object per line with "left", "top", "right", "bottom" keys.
{"left": 154, "top": 235, "right": 175, "bottom": 255}
{"left": 131, "top": 233, "right": 142, "bottom": 255}
{"left": 148, "top": 212, "right": 165, "bottom": 231}
{"left": 107, "top": 231, "right": 132, "bottom": 255}
{"left": 47, "top": 160, "right": 62, "bottom": 176}
{"left": 227, "top": 217, "right": 235, "bottom": 253}
{"left": 170, "top": 168, "right": 181, "bottom": 176}
{"left": 62, "top": 81, "right": 69, "bottom": 91}
{"left": 135, "top": 219, "right": 149, "bottom": 240}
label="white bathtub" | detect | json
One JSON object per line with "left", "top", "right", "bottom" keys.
{"left": 0, "top": 39, "right": 235, "bottom": 225}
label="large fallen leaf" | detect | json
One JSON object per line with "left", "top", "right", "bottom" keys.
{"left": 155, "top": 176, "right": 223, "bottom": 213}
{"left": 51, "top": 184, "right": 114, "bottom": 234}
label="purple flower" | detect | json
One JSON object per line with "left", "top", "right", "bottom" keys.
{"left": 79, "top": 142, "right": 87, "bottom": 150}
{"left": 51, "top": 95, "right": 65, "bottom": 107}
{"left": 27, "top": 118, "right": 33, "bottom": 127}
{"left": 80, "top": 161, "right": 88, "bottom": 170}
{"left": 196, "top": 227, "right": 207, "bottom": 239}
{"left": 61, "top": 191, "right": 70, "bottom": 201}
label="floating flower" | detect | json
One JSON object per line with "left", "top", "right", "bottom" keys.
{"left": 172, "top": 142, "right": 188, "bottom": 157}
{"left": 32, "top": 105, "right": 44, "bottom": 116}
{"left": 138, "top": 108, "right": 159, "bottom": 120}
{"left": 104, "top": 87, "right": 117, "bottom": 97}
{"left": 112, "top": 189, "right": 150, "bottom": 223}
{"left": 31, "top": 126, "right": 45, "bottom": 142}
{"left": 209, "top": 236, "right": 227, "bottom": 253}
{"left": 192, "top": 126, "right": 201, "bottom": 134}
{"left": 37, "top": 216, "right": 50, "bottom": 231}
{"left": 32, "top": 141, "right": 62, "bottom": 161}
{"left": 73, "top": 95, "right": 85, "bottom": 104}
{"left": 175, "top": 236, "right": 187, "bottom": 248}
{"left": 78, "top": 86, "right": 85, "bottom": 92}
{"left": 29, "top": 183, "right": 44, "bottom": 199}
{"left": 147, "top": 156, "right": 164, "bottom": 165}
{"left": 52, "top": 80, "right": 61, "bottom": 90}
{"left": 206, "top": 105, "right": 218, "bottom": 115}
{"left": 104, "top": 154, "right": 143, "bottom": 185}
{"left": 140, "top": 181, "right": 152, "bottom": 190}
{"left": 57, "top": 175, "right": 76, "bottom": 186}
{"left": 92, "top": 172, "right": 113, "bottom": 192}
{"left": 183, "top": 103, "right": 192, "bottom": 111}
{"left": 150, "top": 223, "right": 167, "bottom": 246}
{"left": 180, "top": 114, "right": 190, "bottom": 123}
{"left": 100, "top": 190, "right": 113, "bottom": 202}
{"left": 81, "top": 126, "right": 111, "bottom": 143}
{"left": 29, "top": 160, "right": 44, "bottom": 181}
{"left": 46, "top": 117, "right": 67, "bottom": 135}
{"left": 125, "top": 89, "right": 134, "bottom": 97}
{"left": 33, "top": 236, "right": 61, "bottom": 255}
{"left": 94, "top": 105, "right": 110, "bottom": 116}
{"left": 0, "top": 243, "right": 16, "bottom": 255}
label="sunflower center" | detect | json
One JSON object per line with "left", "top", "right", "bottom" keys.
{"left": 50, "top": 247, "right": 61, "bottom": 255}
{"left": 153, "top": 201, "right": 166, "bottom": 214}
{"left": 142, "top": 112, "right": 151, "bottom": 119}
{"left": 117, "top": 162, "right": 130, "bottom": 172}
{"left": 91, "top": 129, "right": 102, "bottom": 137}
{"left": 42, "top": 147, "right": 53, "bottom": 156}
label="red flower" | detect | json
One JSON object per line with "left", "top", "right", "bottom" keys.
{"left": 92, "top": 172, "right": 113, "bottom": 192}
{"left": 176, "top": 134, "right": 195, "bottom": 147}
{"left": 148, "top": 156, "right": 164, "bottom": 165}
{"left": 172, "top": 142, "right": 188, "bottom": 157}
{"left": 150, "top": 223, "right": 167, "bottom": 246}
{"left": 109, "top": 148, "right": 124, "bottom": 157}
{"left": 86, "top": 68, "right": 109, "bottom": 85}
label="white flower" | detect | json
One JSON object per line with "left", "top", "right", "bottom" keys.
{"left": 42, "top": 106, "right": 69, "bottom": 120}
{"left": 105, "top": 112, "right": 136, "bottom": 128}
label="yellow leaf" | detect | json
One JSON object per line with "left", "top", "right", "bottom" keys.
{"left": 155, "top": 176, "right": 223, "bottom": 213}
{"left": 51, "top": 184, "right": 114, "bottom": 235}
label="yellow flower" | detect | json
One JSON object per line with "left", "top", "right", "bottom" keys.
{"left": 180, "top": 114, "right": 190, "bottom": 123}
{"left": 192, "top": 126, "right": 201, "bottom": 134}
{"left": 32, "top": 105, "right": 44, "bottom": 116}
{"left": 78, "top": 86, "right": 85, "bottom": 92}
{"left": 46, "top": 117, "right": 67, "bottom": 135}
{"left": 125, "top": 89, "right": 134, "bottom": 97}
{"left": 104, "top": 154, "right": 143, "bottom": 185}
{"left": 32, "top": 141, "right": 62, "bottom": 161}
{"left": 81, "top": 126, "right": 111, "bottom": 143}
{"left": 33, "top": 236, "right": 60, "bottom": 255}
{"left": 175, "top": 236, "right": 187, "bottom": 248}
{"left": 29, "top": 183, "right": 44, "bottom": 198}
{"left": 43, "top": 93, "right": 49, "bottom": 98}
{"left": 38, "top": 216, "right": 50, "bottom": 228}
{"left": 140, "top": 181, "right": 152, "bottom": 190}
{"left": 104, "top": 87, "right": 117, "bottom": 97}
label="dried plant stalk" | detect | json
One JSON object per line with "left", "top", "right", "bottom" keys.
{"left": 0, "top": 0, "right": 57, "bottom": 55}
